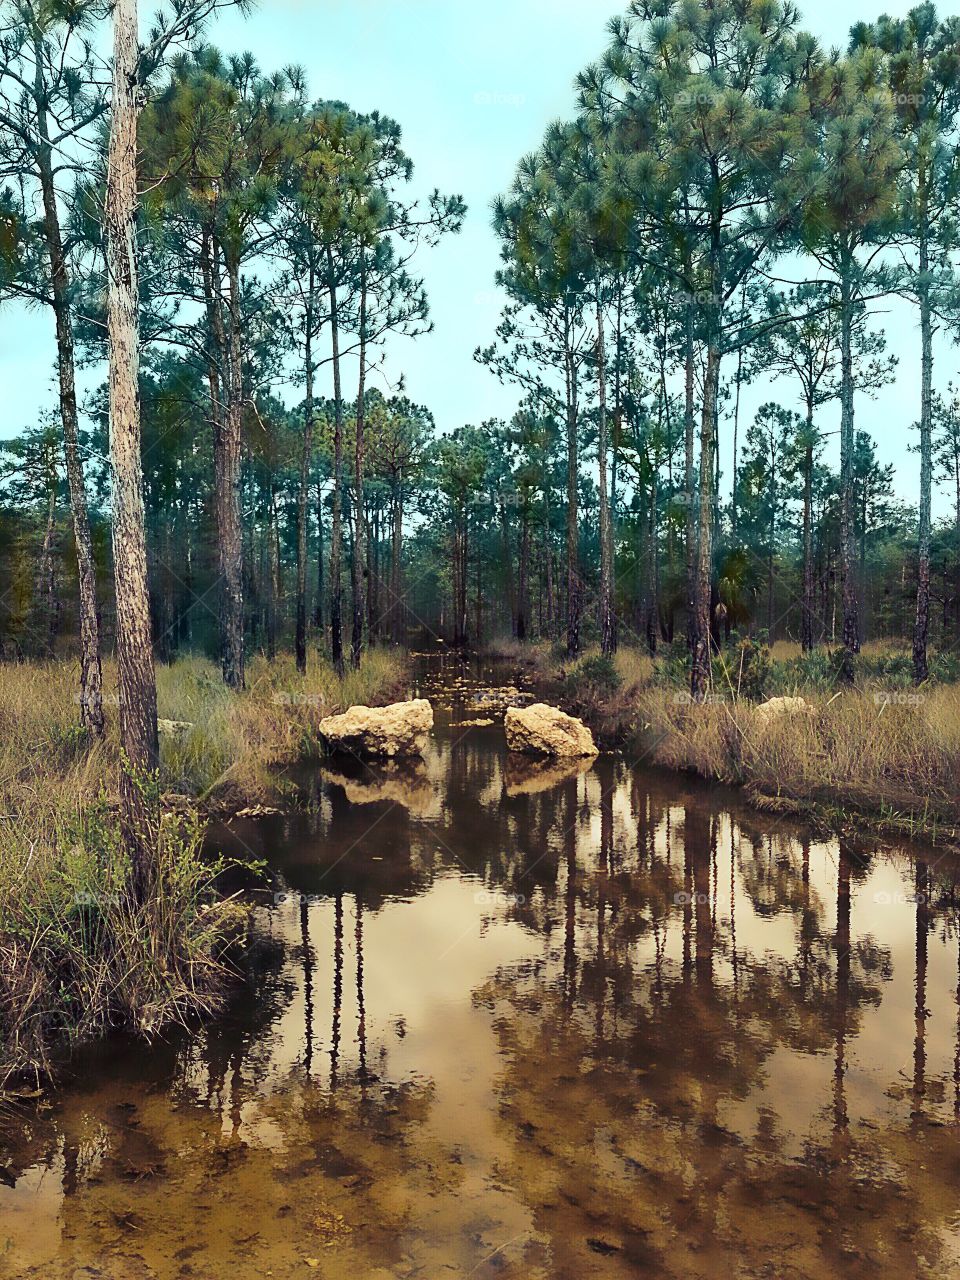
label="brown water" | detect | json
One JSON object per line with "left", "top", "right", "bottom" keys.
{"left": 3, "top": 652, "right": 960, "bottom": 1279}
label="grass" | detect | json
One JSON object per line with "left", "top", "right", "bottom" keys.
{"left": 0, "top": 803, "right": 246, "bottom": 1082}
{"left": 157, "top": 648, "right": 406, "bottom": 806}
{"left": 0, "top": 647, "right": 406, "bottom": 1080}
{"left": 498, "top": 636, "right": 960, "bottom": 844}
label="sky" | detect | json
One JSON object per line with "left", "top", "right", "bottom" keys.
{"left": 0, "top": 0, "right": 948, "bottom": 511}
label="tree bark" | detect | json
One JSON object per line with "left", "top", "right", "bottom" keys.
{"left": 327, "top": 255, "right": 345, "bottom": 678}
{"left": 683, "top": 300, "right": 696, "bottom": 651}
{"left": 517, "top": 497, "right": 530, "bottom": 642}
{"left": 351, "top": 258, "right": 368, "bottom": 669}
{"left": 266, "top": 473, "right": 280, "bottom": 661}
{"left": 106, "top": 0, "right": 159, "bottom": 897}
{"left": 218, "top": 252, "right": 245, "bottom": 689}
{"left": 564, "top": 311, "right": 580, "bottom": 658}
{"left": 296, "top": 282, "right": 315, "bottom": 675}
{"left": 390, "top": 483, "right": 403, "bottom": 644}
{"left": 690, "top": 344, "right": 720, "bottom": 700}
{"left": 35, "top": 59, "right": 104, "bottom": 735}
{"left": 596, "top": 295, "right": 614, "bottom": 657}
{"left": 839, "top": 256, "right": 860, "bottom": 682}
{"left": 913, "top": 219, "right": 932, "bottom": 686}
{"left": 801, "top": 403, "right": 815, "bottom": 654}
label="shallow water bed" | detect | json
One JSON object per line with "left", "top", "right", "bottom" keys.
{"left": 2, "top": 652, "right": 960, "bottom": 1279}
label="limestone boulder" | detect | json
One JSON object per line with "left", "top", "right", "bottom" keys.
{"left": 158, "top": 718, "right": 194, "bottom": 738}
{"left": 504, "top": 703, "right": 598, "bottom": 758}
{"left": 754, "top": 696, "right": 814, "bottom": 727}
{"left": 318, "top": 698, "right": 433, "bottom": 758}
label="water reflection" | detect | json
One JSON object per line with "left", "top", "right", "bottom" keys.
{"left": 2, "top": 653, "right": 960, "bottom": 1278}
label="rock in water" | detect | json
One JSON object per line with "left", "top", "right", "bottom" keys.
{"left": 504, "top": 703, "right": 598, "bottom": 758}
{"left": 318, "top": 699, "right": 434, "bottom": 758}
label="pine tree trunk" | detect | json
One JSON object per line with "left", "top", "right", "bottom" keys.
{"left": 646, "top": 465, "right": 658, "bottom": 655}
{"left": 690, "top": 344, "right": 720, "bottom": 701}
{"left": 683, "top": 301, "right": 697, "bottom": 650}
{"left": 390, "top": 485, "right": 403, "bottom": 644}
{"left": 367, "top": 501, "right": 378, "bottom": 641}
{"left": 327, "top": 255, "right": 345, "bottom": 677}
{"left": 499, "top": 494, "right": 516, "bottom": 637}
{"left": 296, "top": 299, "right": 314, "bottom": 675}
{"left": 564, "top": 316, "right": 580, "bottom": 658}
{"left": 315, "top": 474, "right": 324, "bottom": 632}
{"left": 913, "top": 223, "right": 932, "bottom": 686}
{"left": 801, "top": 407, "right": 815, "bottom": 654}
{"left": 35, "top": 80, "right": 104, "bottom": 735}
{"left": 839, "top": 258, "right": 860, "bottom": 682}
{"left": 218, "top": 254, "right": 245, "bottom": 689}
{"left": 543, "top": 483, "right": 554, "bottom": 634}
{"left": 106, "top": 0, "right": 159, "bottom": 897}
{"left": 351, "top": 262, "right": 368, "bottom": 670}
{"left": 518, "top": 501, "right": 530, "bottom": 643}
{"left": 267, "top": 475, "right": 280, "bottom": 661}
{"left": 596, "top": 295, "right": 614, "bottom": 657}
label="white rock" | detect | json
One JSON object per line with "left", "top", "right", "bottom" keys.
{"left": 754, "top": 696, "right": 814, "bottom": 725}
{"left": 318, "top": 698, "right": 434, "bottom": 758}
{"left": 504, "top": 703, "right": 598, "bottom": 758}
{"left": 157, "top": 718, "right": 193, "bottom": 737}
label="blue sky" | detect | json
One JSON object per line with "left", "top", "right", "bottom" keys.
{"left": 0, "top": 0, "right": 948, "bottom": 511}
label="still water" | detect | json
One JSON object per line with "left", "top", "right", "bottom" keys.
{"left": 2, "top": 652, "right": 960, "bottom": 1278}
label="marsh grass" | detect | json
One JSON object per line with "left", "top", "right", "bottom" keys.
{"left": 0, "top": 802, "right": 246, "bottom": 1080}
{"left": 0, "top": 648, "right": 406, "bottom": 1077}
{"left": 157, "top": 649, "right": 405, "bottom": 803}
{"left": 516, "top": 638, "right": 960, "bottom": 840}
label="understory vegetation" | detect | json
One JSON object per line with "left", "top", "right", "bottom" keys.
{"left": 495, "top": 637, "right": 960, "bottom": 842}
{"left": 0, "top": 649, "right": 404, "bottom": 1079}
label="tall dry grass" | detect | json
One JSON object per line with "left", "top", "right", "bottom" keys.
{"left": 630, "top": 682, "right": 960, "bottom": 830}
{"left": 0, "top": 648, "right": 406, "bottom": 1077}
{"left": 517, "top": 638, "right": 960, "bottom": 840}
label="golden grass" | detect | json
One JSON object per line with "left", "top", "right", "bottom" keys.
{"left": 157, "top": 648, "right": 405, "bottom": 804}
{"left": 519, "top": 639, "right": 960, "bottom": 841}
{"left": 623, "top": 681, "right": 960, "bottom": 837}
{"left": 0, "top": 648, "right": 406, "bottom": 1077}
{"left": 0, "top": 647, "right": 406, "bottom": 818}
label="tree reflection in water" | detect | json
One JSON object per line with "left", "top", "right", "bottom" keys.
{"left": 2, "top": 655, "right": 960, "bottom": 1279}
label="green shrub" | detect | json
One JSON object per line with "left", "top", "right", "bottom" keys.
{"left": 566, "top": 654, "right": 622, "bottom": 703}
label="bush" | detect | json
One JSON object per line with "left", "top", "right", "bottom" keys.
{"left": 715, "top": 636, "right": 771, "bottom": 701}
{"left": 0, "top": 800, "right": 249, "bottom": 1078}
{"left": 566, "top": 653, "right": 622, "bottom": 704}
